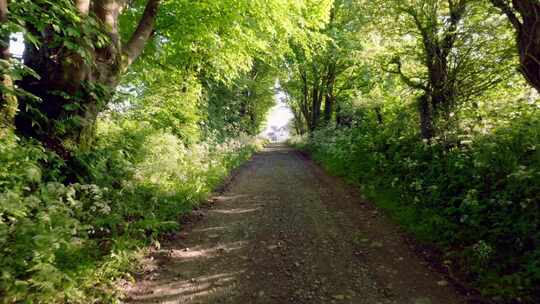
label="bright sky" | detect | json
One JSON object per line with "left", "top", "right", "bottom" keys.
{"left": 261, "top": 89, "right": 294, "bottom": 142}
{"left": 9, "top": 33, "right": 24, "bottom": 57}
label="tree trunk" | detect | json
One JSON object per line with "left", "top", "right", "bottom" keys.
{"left": 418, "top": 94, "right": 434, "bottom": 140}
{"left": 491, "top": 0, "right": 540, "bottom": 93}
{"left": 400, "top": 1, "right": 465, "bottom": 140}
{"left": 323, "top": 93, "right": 334, "bottom": 124}
{"left": 427, "top": 1, "right": 464, "bottom": 116}
{"left": 310, "top": 79, "right": 322, "bottom": 132}
{"left": 429, "top": 51, "right": 450, "bottom": 111}
{"left": 299, "top": 69, "right": 312, "bottom": 132}
{"left": 335, "top": 101, "right": 341, "bottom": 125}
{"left": 0, "top": 0, "right": 17, "bottom": 137}
{"left": 16, "top": 23, "right": 99, "bottom": 158}
{"left": 15, "top": 0, "right": 159, "bottom": 158}
{"left": 374, "top": 106, "right": 384, "bottom": 125}
{"left": 513, "top": 1, "right": 540, "bottom": 92}
{"left": 323, "top": 63, "right": 336, "bottom": 124}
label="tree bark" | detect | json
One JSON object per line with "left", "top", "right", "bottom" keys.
{"left": 491, "top": 0, "right": 540, "bottom": 92}
{"left": 124, "top": 0, "right": 160, "bottom": 67}
{"left": 310, "top": 81, "right": 323, "bottom": 132}
{"left": 299, "top": 69, "right": 312, "bottom": 132}
{"left": 418, "top": 94, "right": 434, "bottom": 140}
{"left": 0, "top": 0, "right": 17, "bottom": 136}
{"left": 323, "top": 63, "right": 336, "bottom": 124}
{"left": 335, "top": 102, "right": 341, "bottom": 126}
{"left": 374, "top": 106, "right": 384, "bottom": 125}
{"left": 323, "top": 92, "right": 334, "bottom": 124}
{"left": 429, "top": 1, "right": 465, "bottom": 112}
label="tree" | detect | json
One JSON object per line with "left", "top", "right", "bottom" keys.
{"left": 490, "top": 0, "right": 540, "bottom": 93}
{"left": 12, "top": 0, "right": 331, "bottom": 159}
{"left": 283, "top": 0, "right": 364, "bottom": 133}
{"left": 13, "top": 0, "right": 158, "bottom": 158}
{"left": 375, "top": 0, "right": 515, "bottom": 139}
{"left": 204, "top": 60, "right": 278, "bottom": 139}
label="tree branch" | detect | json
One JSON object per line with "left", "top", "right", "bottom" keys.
{"left": 123, "top": 0, "right": 160, "bottom": 66}
{"left": 402, "top": 6, "right": 431, "bottom": 45}
{"left": 441, "top": 0, "right": 467, "bottom": 58}
{"left": 385, "top": 58, "right": 428, "bottom": 91}
{"left": 490, "top": 0, "right": 522, "bottom": 31}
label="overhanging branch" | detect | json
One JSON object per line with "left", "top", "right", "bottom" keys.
{"left": 490, "top": 0, "right": 522, "bottom": 31}
{"left": 123, "top": 0, "right": 160, "bottom": 66}
{"left": 385, "top": 58, "right": 428, "bottom": 91}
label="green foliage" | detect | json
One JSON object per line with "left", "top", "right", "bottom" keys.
{"left": 204, "top": 61, "right": 278, "bottom": 139}
{"left": 125, "top": 0, "right": 332, "bottom": 83}
{"left": 283, "top": 0, "right": 365, "bottom": 132}
{"left": 0, "top": 125, "right": 260, "bottom": 302}
{"left": 285, "top": 2, "right": 540, "bottom": 302}
{"left": 118, "top": 70, "right": 203, "bottom": 144}
{"left": 0, "top": 0, "right": 325, "bottom": 302}
{"left": 11, "top": 0, "right": 109, "bottom": 62}
{"left": 298, "top": 100, "right": 540, "bottom": 302}
{"left": 5, "top": 0, "right": 540, "bottom": 302}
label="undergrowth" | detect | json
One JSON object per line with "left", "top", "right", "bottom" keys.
{"left": 0, "top": 120, "right": 261, "bottom": 303}
{"left": 291, "top": 112, "right": 540, "bottom": 303}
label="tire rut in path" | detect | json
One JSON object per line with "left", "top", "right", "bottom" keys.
{"left": 123, "top": 144, "right": 467, "bottom": 304}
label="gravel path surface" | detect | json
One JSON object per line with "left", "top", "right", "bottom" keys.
{"left": 123, "top": 144, "right": 467, "bottom": 304}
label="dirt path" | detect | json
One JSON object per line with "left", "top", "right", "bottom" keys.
{"left": 123, "top": 144, "right": 468, "bottom": 304}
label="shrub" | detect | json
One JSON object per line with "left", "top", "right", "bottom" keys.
{"left": 0, "top": 121, "right": 260, "bottom": 303}
{"left": 300, "top": 113, "right": 540, "bottom": 303}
